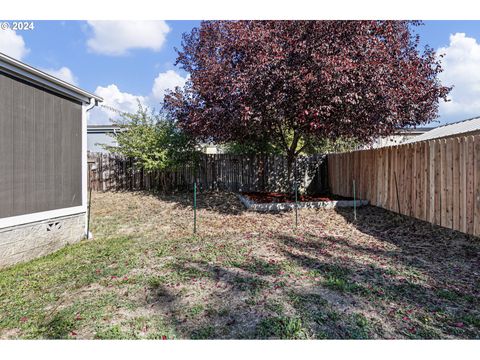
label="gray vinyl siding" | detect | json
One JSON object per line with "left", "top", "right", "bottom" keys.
{"left": 0, "top": 72, "right": 83, "bottom": 219}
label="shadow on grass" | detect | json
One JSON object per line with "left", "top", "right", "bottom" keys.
{"left": 334, "top": 206, "right": 480, "bottom": 299}
{"left": 144, "top": 261, "right": 275, "bottom": 339}
{"left": 111, "top": 189, "right": 248, "bottom": 215}
{"left": 127, "top": 206, "right": 480, "bottom": 339}
{"left": 42, "top": 312, "right": 76, "bottom": 339}
{"left": 144, "top": 257, "right": 386, "bottom": 339}
{"left": 273, "top": 206, "right": 480, "bottom": 338}
{"left": 7, "top": 195, "right": 479, "bottom": 339}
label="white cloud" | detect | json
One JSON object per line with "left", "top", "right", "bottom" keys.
{"left": 89, "top": 70, "right": 188, "bottom": 124}
{"left": 86, "top": 21, "right": 170, "bottom": 56}
{"left": 42, "top": 66, "right": 78, "bottom": 86}
{"left": 89, "top": 84, "right": 147, "bottom": 124}
{"left": 437, "top": 33, "right": 480, "bottom": 122}
{"left": 151, "top": 70, "right": 188, "bottom": 102}
{"left": 0, "top": 29, "right": 29, "bottom": 60}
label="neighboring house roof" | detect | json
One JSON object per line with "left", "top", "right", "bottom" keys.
{"left": 403, "top": 116, "right": 480, "bottom": 144}
{"left": 394, "top": 127, "right": 434, "bottom": 135}
{"left": 0, "top": 52, "right": 102, "bottom": 104}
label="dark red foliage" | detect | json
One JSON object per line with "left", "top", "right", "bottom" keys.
{"left": 164, "top": 21, "right": 450, "bottom": 159}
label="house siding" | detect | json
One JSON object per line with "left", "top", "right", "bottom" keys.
{"left": 0, "top": 71, "right": 83, "bottom": 219}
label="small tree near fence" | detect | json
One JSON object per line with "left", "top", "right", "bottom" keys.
{"left": 102, "top": 104, "right": 201, "bottom": 187}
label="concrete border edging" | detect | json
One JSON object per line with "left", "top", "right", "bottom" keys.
{"left": 238, "top": 194, "right": 368, "bottom": 212}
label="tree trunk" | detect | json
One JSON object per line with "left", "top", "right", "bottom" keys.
{"left": 257, "top": 154, "right": 266, "bottom": 192}
{"left": 286, "top": 149, "right": 296, "bottom": 194}
{"left": 285, "top": 132, "right": 300, "bottom": 193}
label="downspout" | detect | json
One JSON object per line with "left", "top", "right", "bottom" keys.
{"left": 86, "top": 98, "right": 99, "bottom": 112}
{"left": 85, "top": 98, "right": 98, "bottom": 239}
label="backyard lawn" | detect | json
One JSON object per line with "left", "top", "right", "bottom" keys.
{"left": 0, "top": 191, "right": 479, "bottom": 339}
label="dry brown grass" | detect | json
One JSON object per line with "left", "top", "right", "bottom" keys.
{"left": 0, "top": 190, "right": 478, "bottom": 339}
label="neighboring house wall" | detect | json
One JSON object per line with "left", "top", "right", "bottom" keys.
{"left": 358, "top": 128, "right": 432, "bottom": 149}
{"left": 88, "top": 132, "right": 117, "bottom": 153}
{"left": 370, "top": 134, "right": 423, "bottom": 148}
{"left": 202, "top": 144, "right": 222, "bottom": 154}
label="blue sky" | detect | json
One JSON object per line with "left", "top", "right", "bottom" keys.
{"left": 1, "top": 20, "right": 479, "bottom": 126}
{"left": 13, "top": 20, "right": 199, "bottom": 96}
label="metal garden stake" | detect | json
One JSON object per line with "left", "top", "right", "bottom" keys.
{"left": 295, "top": 182, "right": 298, "bottom": 228}
{"left": 394, "top": 171, "right": 401, "bottom": 214}
{"left": 353, "top": 179, "right": 357, "bottom": 221}
{"left": 193, "top": 181, "right": 197, "bottom": 234}
{"left": 87, "top": 186, "right": 92, "bottom": 238}
{"left": 294, "top": 159, "right": 298, "bottom": 228}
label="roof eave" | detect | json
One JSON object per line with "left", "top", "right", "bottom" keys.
{"left": 0, "top": 52, "right": 103, "bottom": 104}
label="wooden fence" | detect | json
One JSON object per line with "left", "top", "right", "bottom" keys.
{"left": 88, "top": 152, "right": 328, "bottom": 193}
{"left": 327, "top": 135, "right": 480, "bottom": 237}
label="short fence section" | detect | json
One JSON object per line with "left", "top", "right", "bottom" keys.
{"left": 88, "top": 152, "right": 328, "bottom": 194}
{"left": 328, "top": 135, "right": 480, "bottom": 237}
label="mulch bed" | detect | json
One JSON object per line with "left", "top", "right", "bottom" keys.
{"left": 241, "top": 191, "right": 353, "bottom": 203}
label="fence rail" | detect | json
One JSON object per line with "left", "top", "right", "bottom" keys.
{"left": 327, "top": 134, "right": 480, "bottom": 237}
{"left": 88, "top": 152, "right": 328, "bottom": 194}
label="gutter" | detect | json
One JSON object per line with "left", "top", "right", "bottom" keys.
{"left": 0, "top": 52, "right": 103, "bottom": 103}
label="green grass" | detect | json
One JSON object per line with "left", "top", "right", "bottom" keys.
{"left": 190, "top": 325, "right": 215, "bottom": 339}
{"left": 232, "top": 275, "right": 268, "bottom": 295}
{"left": 311, "top": 310, "right": 341, "bottom": 326}
{"left": 255, "top": 316, "right": 309, "bottom": 339}
{"left": 0, "top": 235, "right": 139, "bottom": 338}
{"left": 435, "top": 289, "right": 477, "bottom": 304}
{"left": 94, "top": 325, "right": 127, "bottom": 340}
{"left": 436, "top": 289, "right": 460, "bottom": 301}
{"left": 188, "top": 304, "right": 205, "bottom": 317}
{"left": 322, "top": 272, "right": 363, "bottom": 294}
{"left": 346, "top": 313, "right": 372, "bottom": 339}
{"left": 461, "top": 313, "right": 480, "bottom": 328}
{"left": 238, "top": 258, "right": 285, "bottom": 276}
{"left": 265, "top": 300, "right": 286, "bottom": 315}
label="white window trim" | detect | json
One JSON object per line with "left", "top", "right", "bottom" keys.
{"left": 82, "top": 103, "right": 88, "bottom": 235}
{"left": 0, "top": 206, "right": 87, "bottom": 230}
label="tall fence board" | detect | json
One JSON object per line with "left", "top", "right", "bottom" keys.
{"left": 328, "top": 134, "right": 480, "bottom": 237}
{"left": 88, "top": 152, "right": 327, "bottom": 194}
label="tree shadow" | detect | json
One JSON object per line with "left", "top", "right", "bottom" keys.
{"left": 144, "top": 260, "right": 277, "bottom": 339}
{"left": 41, "top": 311, "right": 76, "bottom": 339}
{"left": 111, "top": 189, "right": 248, "bottom": 215}
{"left": 132, "top": 205, "right": 480, "bottom": 339}
{"left": 79, "top": 193, "right": 480, "bottom": 339}
{"left": 148, "top": 256, "right": 395, "bottom": 339}
{"left": 333, "top": 206, "right": 480, "bottom": 297}
{"left": 272, "top": 207, "right": 480, "bottom": 338}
